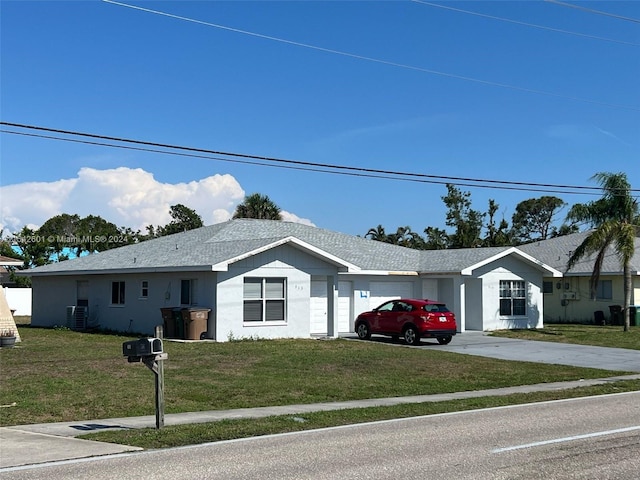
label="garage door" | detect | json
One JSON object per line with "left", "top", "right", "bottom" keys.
{"left": 369, "top": 281, "right": 413, "bottom": 310}
{"left": 338, "top": 281, "right": 352, "bottom": 333}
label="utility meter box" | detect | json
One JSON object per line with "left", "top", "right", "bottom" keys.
{"left": 122, "top": 338, "right": 163, "bottom": 357}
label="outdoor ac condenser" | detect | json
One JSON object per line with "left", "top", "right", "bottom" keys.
{"left": 66, "top": 305, "right": 88, "bottom": 330}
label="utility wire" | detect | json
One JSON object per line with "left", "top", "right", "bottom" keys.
{"left": 0, "top": 128, "right": 597, "bottom": 196}
{"left": 545, "top": 0, "right": 640, "bottom": 24}
{"left": 101, "top": 0, "right": 639, "bottom": 112}
{"left": 412, "top": 0, "right": 639, "bottom": 46}
{"left": 3, "top": 122, "right": 638, "bottom": 196}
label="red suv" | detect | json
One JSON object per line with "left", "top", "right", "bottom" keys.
{"left": 355, "top": 299, "right": 457, "bottom": 346}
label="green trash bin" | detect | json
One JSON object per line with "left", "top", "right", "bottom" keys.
{"left": 160, "top": 308, "right": 176, "bottom": 338}
{"left": 631, "top": 306, "right": 640, "bottom": 327}
{"left": 173, "top": 308, "right": 185, "bottom": 339}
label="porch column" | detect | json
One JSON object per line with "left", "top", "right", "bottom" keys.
{"left": 326, "top": 275, "right": 339, "bottom": 338}
{"left": 454, "top": 276, "right": 466, "bottom": 333}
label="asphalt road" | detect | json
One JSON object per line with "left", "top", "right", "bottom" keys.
{"left": 2, "top": 392, "right": 639, "bottom": 480}
{"left": 0, "top": 392, "right": 640, "bottom": 480}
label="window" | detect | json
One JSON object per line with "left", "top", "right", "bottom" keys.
{"left": 180, "top": 279, "right": 198, "bottom": 305}
{"left": 499, "top": 280, "right": 526, "bottom": 316}
{"left": 140, "top": 280, "right": 149, "bottom": 299}
{"left": 542, "top": 281, "right": 553, "bottom": 294}
{"left": 111, "top": 281, "right": 125, "bottom": 305}
{"left": 243, "top": 277, "right": 286, "bottom": 323}
{"left": 595, "top": 280, "right": 612, "bottom": 300}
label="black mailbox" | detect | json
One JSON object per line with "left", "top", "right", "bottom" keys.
{"left": 122, "top": 338, "right": 163, "bottom": 357}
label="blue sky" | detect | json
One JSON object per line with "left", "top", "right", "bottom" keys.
{"left": 1, "top": 0, "right": 638, "bottom": 238}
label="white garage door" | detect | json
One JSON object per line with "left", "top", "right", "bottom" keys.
{"left": 310, "top": 280, "right": 327, "bottom": 335}
{"left": 338, "top": 281, "right": 352, "bottom": 333}
{"left": 369, "top": 281, "right": 414, "bottom": 310}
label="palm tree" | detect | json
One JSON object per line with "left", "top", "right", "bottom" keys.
{"left": 365, "top": 225, "right": 388, "bottom": 242}
{"left": 233, "top": 193, "right": 282, "bottom": 220}
{"left": 566, "top": 172, "right": 639, "bottom": 332}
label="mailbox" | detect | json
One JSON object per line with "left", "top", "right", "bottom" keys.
{"left": 122, "top": 338, "right": 163, "bottom": 357}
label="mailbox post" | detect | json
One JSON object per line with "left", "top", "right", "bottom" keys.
{"left": 122, "top": 325, "right": 167, "bottom": 429}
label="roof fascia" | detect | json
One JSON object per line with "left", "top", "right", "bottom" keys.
{"left": 18, "top": 265, "right": 214, "bottom": 277}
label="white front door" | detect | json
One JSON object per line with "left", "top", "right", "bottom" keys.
{"left": 310, "top": 280, "right": 327, "bottom": 335}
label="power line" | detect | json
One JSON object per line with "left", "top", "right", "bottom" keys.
{"left": 3, "top": 122, "right": 637, "bottom": 197}
{"left": 545, "top": 0, "right": 640, "bottom": 24}
{"left": 412, "top": 0, "right": 639, "bottom": 47}
{"left": 101, "top": 0, "right": 639, "bottom": 112}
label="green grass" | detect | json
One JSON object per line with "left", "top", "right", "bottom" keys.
{"left": 490, "top": 324, "right": 640, "bottom": 350}
{"left": 82, "top": 380, "right": 640, "bottom": 449}
{"left": 0, "top": 322, "right": 634, "bottom": 427}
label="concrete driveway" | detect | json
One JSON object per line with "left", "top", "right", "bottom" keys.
{"left": 413, "top": 331, "right": 639, "bottom": 373}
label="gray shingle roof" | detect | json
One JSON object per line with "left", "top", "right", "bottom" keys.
{"left": 518, "top": 231, "right": 640, "bottom": 275}
{"left": 24, "top": 219, "right": 551, "bottom": 276}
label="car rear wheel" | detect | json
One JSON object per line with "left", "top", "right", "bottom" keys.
{"left": 403, "top": 326, "right": 419, "bottom": 346}
{"left": 356, "top": 322, "right": 371, "bottom": 340}
{"left": 437, "top": 335, "right": 452, "bottom": 345}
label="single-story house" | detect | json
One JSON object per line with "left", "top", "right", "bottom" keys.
{"left": 23, "top": 219, "right": 561, "bottom": 340}
{"left": 519, "top": 231, "right": 640, "bottom": 324}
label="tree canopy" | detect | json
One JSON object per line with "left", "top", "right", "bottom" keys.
{"left": 233, "top": 193, "right": 282, "bottom": 220}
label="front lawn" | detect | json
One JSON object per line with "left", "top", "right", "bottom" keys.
{"left": 490, "top": 324, "right": 640, "bottom": 350}
{"left": 0, "top": 324, "right": 631, "bottom": 427}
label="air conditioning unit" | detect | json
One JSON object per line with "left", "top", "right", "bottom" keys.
{"left": 66, "top": 306, "right": 88, "bottom": 330}
{"left": 562, "top": 291, "right": 577, "bottom": 300}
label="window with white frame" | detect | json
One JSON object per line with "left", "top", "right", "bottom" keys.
{"left": 499, "top": 280, "right": 526, "bottom": 316}
{"left": 595, "top": 280, "right": 612, "bottom": 300}
{"left": 140, "top": 280, "right": 149, "bottom": 299}
{"left": 180, "top": 279, "right": 198, "bottom": 305}
{"left": 243, "top": 277, "right": 286, "bottom": 323}
{"left": 111, "top": 281, "right": 125, "bottom": 305}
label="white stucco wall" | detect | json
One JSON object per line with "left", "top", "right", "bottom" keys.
{"left": 473, "top": 256, "right": 545, "bottom": 331}
{"left": 215, "top": 244, "right": 339, "bottom": 342}
{"left": 31, "top": 272, "right": 217, "bottom": 336}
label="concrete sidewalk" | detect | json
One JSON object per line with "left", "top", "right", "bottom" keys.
{"left": 3, "top": 373, "right": 640, "bottom": 470}
{"left": 2, "top": 333, "right": 639, "bottom": 470}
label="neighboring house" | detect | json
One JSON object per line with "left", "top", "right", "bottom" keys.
{"left": 22, "top": 219, "right": 561, "bottom": 340}
{"left": 519, "top": 231, "right": 640, "bottom": 324}
{"left": 0, "top": 255, "right": 22, "bottom": 286}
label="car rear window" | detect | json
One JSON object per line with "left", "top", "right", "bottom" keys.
{"left": 422, "top": 304, "right": 450, "bottom": 313}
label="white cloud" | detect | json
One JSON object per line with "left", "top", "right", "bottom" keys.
{"left": 280, "top": 210, "right": 315, "bottom": 226}
{"left": 0, "top": 167, "right": 249, "bottom": 233}
{"left": 1, "top": 167, "right": 316, "bottom": 234}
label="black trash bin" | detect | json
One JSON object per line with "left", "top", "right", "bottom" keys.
{"left": 609, "top": 305, "right": 622, "bottom": 326}
{"left": 594, "top": 310, "right": 605, "bottom": 326}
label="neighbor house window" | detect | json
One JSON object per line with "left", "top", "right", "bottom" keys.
{"left": 180, "top": 279, "right": 198, "bottom": 305}
{"left": 595, "top": 280, "right": 612, "bottom": 300}
{"left": 243, "top": 277, "right": 286, "bottom": 323}
{"left": 140, "top": 280, "right": 149, "bottom": 299}
{"left": 542, "top": 281, "right": 553, "bottom": 294}
{"left": 499, "top": 280, "right": 526, "bottom": 316}
{"left": 111, "top": 281, "right": 125, "bottom": 305}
